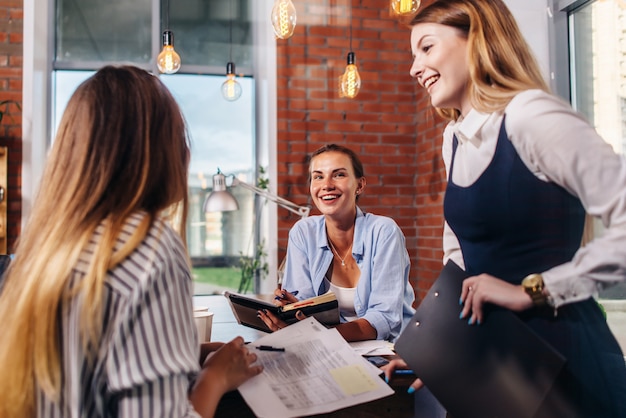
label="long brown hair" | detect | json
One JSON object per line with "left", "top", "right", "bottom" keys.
{"left": 0, "top": 65, "right": 190, "bottom": 417}
{"left": 410, "top": 0, "right": 549, "bottom": 121}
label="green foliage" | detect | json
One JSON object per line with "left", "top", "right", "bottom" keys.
{"left": 192, "top": 266, "right": 242, "bottom": 288}
{"left": 237, "top": 166, "right": 270, "bottom": 293}
{"left": 238, "top": 240, "right": 269, "bottom": 294}
{"left": 257, "top": 166, "right": 270, "bottom": 190}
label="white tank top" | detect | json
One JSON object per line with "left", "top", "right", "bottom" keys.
{"left": 329, "top": 282, "right": 358, "bottom": 321}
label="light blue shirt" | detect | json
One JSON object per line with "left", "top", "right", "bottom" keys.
{"left": 282, "top": 207, "right": 416, "bottom": 342}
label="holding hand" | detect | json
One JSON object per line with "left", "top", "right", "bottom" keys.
{"left": 190, "top": 336, "right": 262, "bottom": 417}
{"left": 257, "top": 307, "right": 306, "bottom": 332}
{"left": 459, "top": 274, "right": 534, "bottom": 325}
{"left": 381, "top": 358, "right": 424, "bottom": 394}
{"left": 201, "top": 336, "right": 263, "bottom": 392}
{"left": 272, "top": 288, "right": 299, "bottom": 306}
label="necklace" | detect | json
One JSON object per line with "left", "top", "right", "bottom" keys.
{"left": 328, "top": 238, "right": 351, "bottom": 267}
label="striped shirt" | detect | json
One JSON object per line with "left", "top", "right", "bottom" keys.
{"left": 37, "top": 212, "right": 202, "bottom": 417}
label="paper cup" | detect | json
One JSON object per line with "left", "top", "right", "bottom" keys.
{"left": 193, "top": 310, "right": 214, "bottom": 342}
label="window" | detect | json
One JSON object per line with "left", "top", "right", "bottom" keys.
{"left": 568, "top": 0, "right": 626, "bottom": 299}
{"left": 52, "top": 0, "right": 266, "bottom": 295}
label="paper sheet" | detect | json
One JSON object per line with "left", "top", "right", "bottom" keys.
{"left": 349, "top": 339, "right": 396, "bottom": 356}
{"left": 238, "top": 318, "right": 394, "bottom": 418}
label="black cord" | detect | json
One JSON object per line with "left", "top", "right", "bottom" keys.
{"left": 229, "top": 0, "right": 233, "bottom": 61}
{"left": 349, "top": 9, "right": 353, "bottom": 51}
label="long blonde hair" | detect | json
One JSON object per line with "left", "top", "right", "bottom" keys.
{"left": 0, "top": 65, "right": 190, "bottom": 417}
{"left": 410, "top": 0, "right": 549, "bottom": 121}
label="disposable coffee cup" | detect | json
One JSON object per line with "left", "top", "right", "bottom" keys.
{"left": 193, "top": 310, "right": 214, "bottom": 342}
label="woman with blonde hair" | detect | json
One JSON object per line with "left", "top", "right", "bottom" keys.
{"left": 0, "top": 65, "right": 261, "bottom": 417}
{"left": 384, "top": 0, "right": 626, "bottom": 416}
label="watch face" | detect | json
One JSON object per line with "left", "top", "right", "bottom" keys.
{"left": 523, "top": 274, "right": 543, "bottom": 291}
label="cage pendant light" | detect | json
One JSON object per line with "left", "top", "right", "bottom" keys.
{"left": 339, "top": 14, "right": 361, "bottom": 99}
{"left": 157, "top": 0, "right": 181, "bottom": 74}
{"left": 222, "top": 0, "right": 242, "bottom": 101}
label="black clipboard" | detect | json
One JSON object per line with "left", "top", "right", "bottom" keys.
{"left": 394, "top": 261, "right": 566, "bottom": 418}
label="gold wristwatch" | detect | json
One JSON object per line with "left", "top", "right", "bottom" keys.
{"left": 522, "top": 273, "right": 547, "bottom": 307}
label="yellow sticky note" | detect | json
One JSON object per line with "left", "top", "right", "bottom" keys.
{"left": 329, "top": 364, "right": 379, "bottom": 395}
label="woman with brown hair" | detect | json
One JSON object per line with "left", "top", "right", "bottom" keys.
{"left": 259, "top": 144, "right": 415, "bottom": 342}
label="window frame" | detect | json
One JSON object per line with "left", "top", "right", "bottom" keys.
{"left": 22, "top": 0, "right": 280, "bottom": 293}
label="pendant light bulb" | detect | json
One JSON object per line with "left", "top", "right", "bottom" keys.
{"left": 221, "top": 62, "right": 242, "bottom": 101}
{"left": 390, "top": 0, "right": 420, "bottom": 16}
{"left": 157, "top": 31, "right": 181, "bottom": 74}
{"left": 340, "top": 52, "right": 361, "bottom": 99}
{"left": 271, "top": 0, "right": 297, "bottom": 39}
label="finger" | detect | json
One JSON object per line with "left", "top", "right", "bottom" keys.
{"left": 410, "top": 378, "right": 424, "bottom": 392}
{"left": 460, "top": 286, "right": 473, "bottom": 319}
{"left": 460, "top": 278, "right": 474, "bottom": 307}
{"left": 257, "top": 310, "right": 275, "bottom": 330}
{"left": 247, "top": 351, "right": 258, "bottom": 365}
{"left": 470, "top": 291, "right": 483, "bottom": 325}
{"left": 229, "top": 336, "right": 244, "bottom": 347}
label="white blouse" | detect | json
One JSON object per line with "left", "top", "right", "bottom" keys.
{"left": 442, "top": 89, "right": 626, "bottom": 308}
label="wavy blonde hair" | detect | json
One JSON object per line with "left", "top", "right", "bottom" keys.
{"left": 410, "top": 0, "right": 549, "bottom": 121}
{"left": 0, "top": 65, "right": 190, "bottom": 417}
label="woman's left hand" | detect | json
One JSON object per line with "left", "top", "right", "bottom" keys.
{"left": 257, "top": 308, "right": 307, "bottom": 332}
{"left": 460, "top": 274, "right": 533, "bottom": 325}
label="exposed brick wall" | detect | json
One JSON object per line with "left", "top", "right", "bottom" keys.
{"left": 4, "top": 0, "right": 448, "bottom": 302}
{"left": 0, "top": 0, "right": 22, "bottom": 253}
{"left": 275, "top": 0, "right": 447, "bottom": 304}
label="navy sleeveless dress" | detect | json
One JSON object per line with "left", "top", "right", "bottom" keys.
{"left": 444, "top": 117, "right": 626, "bottom": 417}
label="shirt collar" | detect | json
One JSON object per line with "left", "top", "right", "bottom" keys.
{"left": 453, "top": 109, "right": 490, "bottom": 147}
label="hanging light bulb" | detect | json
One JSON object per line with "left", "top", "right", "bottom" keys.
{"left": 221, "top": 62, "right": 242, "bottom": 101}
{"left": 157, "top": 30, "right": 181, "bottom": 74}
{"left": 271, "top": 0, "right": 297, "bottom": 39}
{"left": 340, "top": 52, "right": 361, "bottom": 99}
{"left": 390, "top": 0, "right": 420, "bottom": 16}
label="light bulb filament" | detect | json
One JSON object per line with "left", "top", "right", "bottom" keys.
{"left": 271, "top": 0, "right": 297, "bottom": 39}
{"left": 280, "top": 2, "right": 289, "bottom": 37}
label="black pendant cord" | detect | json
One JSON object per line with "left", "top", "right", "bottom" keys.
{"left": 229, "top": 0, "right": 233, "bottom": 62}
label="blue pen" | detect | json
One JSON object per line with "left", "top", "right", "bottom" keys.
{"left": 274, "top": 290, "right": 299, "bottom": 300}
{"left": 394, "top": 369, "right": 416, "bottom": 375}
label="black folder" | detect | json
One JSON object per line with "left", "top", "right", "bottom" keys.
{"left": 394, "top": 261, "right": 566, "bottom": 418}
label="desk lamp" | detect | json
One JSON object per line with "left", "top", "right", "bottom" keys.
{"left": 203, "top": 169, "right": 310, "bottom": 218}
{"left": 203, "top": 169, "right": 310, "bottom": 288}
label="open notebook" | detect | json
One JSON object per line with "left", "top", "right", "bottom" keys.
{"left": 224, "top": 291, "right": 339, "bottom": 332}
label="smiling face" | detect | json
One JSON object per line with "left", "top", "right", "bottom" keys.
{"left": 409, "top": 22, "right": 472, "bottom": 116}
{"left": 309, "top": 151, "right": 365, "bottom": 219}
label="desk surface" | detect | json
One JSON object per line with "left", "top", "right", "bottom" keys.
{"left": 193, "top": 294, "right": 419, "bottom": 418}
{"left": 194, "top": 293, "right": 267, "bottom": 343}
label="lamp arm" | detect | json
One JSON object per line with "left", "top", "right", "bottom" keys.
{"left": 232, "top": 178, "right": 310, "bottom": 218}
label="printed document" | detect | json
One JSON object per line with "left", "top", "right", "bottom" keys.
{"left": 238, "top": 317, "right": 394, "bottom": 418}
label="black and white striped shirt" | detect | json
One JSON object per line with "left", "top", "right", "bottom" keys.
{"left": 37, "top": 212, "right": 202, "bottom": 417}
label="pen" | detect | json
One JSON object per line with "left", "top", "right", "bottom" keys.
{"left": 255, "top": 345, "right": 286, "bottom": 352}
{"left": 394, "top": 369, "right": 415, "bottom": 375}
{"left": 274, "top": 290, "right": 299, "bottom": 300}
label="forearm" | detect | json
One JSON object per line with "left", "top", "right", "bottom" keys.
{"left": 335, "top": 318, "right": 377, "bottom": 342}
{"left": 188, "top": 369, "right": 228, "bottom": 418}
